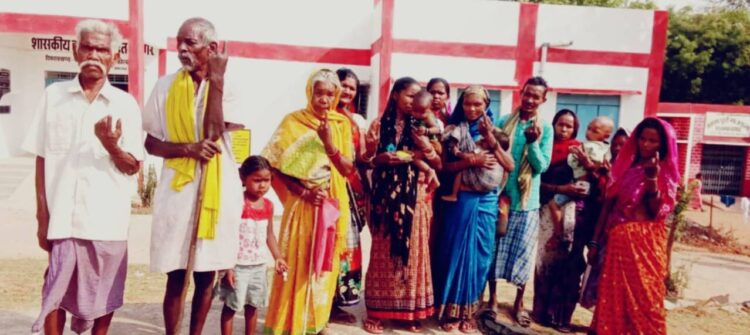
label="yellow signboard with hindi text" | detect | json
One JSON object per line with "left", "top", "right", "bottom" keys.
{"left": 230, "top": 129, "right": 251, "bottom": 164}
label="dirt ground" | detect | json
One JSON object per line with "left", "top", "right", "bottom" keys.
{"left": 1, "top": 173, "right": 749, "bottom": 334}
{"left": 684, "top": 195, "right": 750, "bottom": 244}
{"left": 3, "top": 258, "right": 749, "bottom": 335}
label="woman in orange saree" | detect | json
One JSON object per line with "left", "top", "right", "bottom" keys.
{"left": 587, "top": 117, "right": 680, "bottom": 335}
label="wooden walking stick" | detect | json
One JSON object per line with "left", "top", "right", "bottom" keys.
{"left": 171, "top": 39, "right": 229, "bottom": 334}
{"left": 173, "top": 161, "right": 209, "bottom": 334}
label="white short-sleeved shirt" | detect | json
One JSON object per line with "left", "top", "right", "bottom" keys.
{"left": 144, "top": 72, "right": 243, "bottom": 273}
{"left": 22, "top": 78, "right": 144, "bottom": 241}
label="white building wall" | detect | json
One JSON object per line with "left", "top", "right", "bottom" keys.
{"left": 390, "top": 53, "right": 516, "bottom": 88}
{"left": 373, "top": 0, "right": 383, "bottom": 44}
{"left": 538, "top": 92, "right": 559, "bottom": 123}
{"left": 368, "top": 54, "right": 381, "bottom": 120}
{"left": 533, "top": 62, "right": 649, "bottom": 93}
{"left": 0, "top": 46, "right": 51, "bottom": 158}
{"left": 0, "top": 0, "right": 129, "bottom": 21}
{"left": 0, "top": 33, "right": 95, "bottom": 158}
{"left": 144, "top": 0, "right": 373, "bottom": 49}
{"left": 536, "top": 4, "right": 654, "bottom": 53}
{"left": 534, "top": 62, "right": 649, "bottom": 126}
{"left": 1, "top": 0, "right": 662, "bottom": 170}
{"left": 499, "top": 90, "right": 514, "bottom": 117}
{"left": 393, "top": 0, "right": 519, "bottom": 45}
{"left": 620, "top": 94, "right": 649, "bottom": 131}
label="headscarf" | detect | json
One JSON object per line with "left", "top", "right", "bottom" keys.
{"left": 262, "top": 69, "right": 353, "bottom": 261}
{"left": 607, "top": 117, "right": 680, "bottom": 220}
{"left": 370, "top": 77, "right": 420, "bottom": 265}
{"left": 609, "top": 127, "right": 629, "bottom": 162}
{"left": 448, "top": 85, "right": 493, "bottom": 128}
{"left": 550, "top": 109, "right": 581, "bottom": 166}
{"left": 262, "top": 69, "right": 351, "bottom": 191}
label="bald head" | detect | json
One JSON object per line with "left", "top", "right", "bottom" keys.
{"left": 586, "top": 116, "right": 615, "bottom": 142}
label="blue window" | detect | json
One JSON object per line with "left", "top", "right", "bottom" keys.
{"left": 556, "top": 94, "right": 620, "bottom": 141}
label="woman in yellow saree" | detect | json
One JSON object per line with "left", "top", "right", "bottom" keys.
{"left": 262, "top": 69, "right": 353, "bottom": 334}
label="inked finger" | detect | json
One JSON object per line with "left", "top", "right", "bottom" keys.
{"left": 104, "top": 115, "right": 112, "bottom": 132}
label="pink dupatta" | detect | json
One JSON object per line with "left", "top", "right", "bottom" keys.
{"left": 607, "top": 117, "right": 681, "bottom": 223}
{"left": 314, "top": 198, "right": 340, "bottom": 276}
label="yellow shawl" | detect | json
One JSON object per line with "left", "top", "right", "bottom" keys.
{"left": 261, "top": 70, "right": 353, "bottom": 334}
{"left": 165, "top": 70, "right": 221, "bottom": 240}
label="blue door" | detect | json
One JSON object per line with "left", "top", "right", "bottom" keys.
{"left": 556, "top": 94, "right": 620, "bottom": 141}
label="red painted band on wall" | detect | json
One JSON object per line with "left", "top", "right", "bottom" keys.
{"left": 385, "top": 39, "right": 652, "bottom": 68}
{"left": 166, "top": 38, "right": 371, "bottom": 66}
{"left": 549, "top": 87, "right": 642, "bottom": 95}
{"left": 393, "top": 39, "right": 516, "bottom": 60}
{"left": 424, "top": 82, "right": 517, "bottom": 91}
{"left": 0, "top": 13, "right": 130, "bottom": 37}
{"left": 378, "top": 0, "right": 395, "bottom": 115}
{"left": 158, "top": 48, "right": 166, "bottom": 77}
{"left": 659, "top": 102, "right": 750, "bottom": 115}
{"left": 543, "top": 48, "right": 650, "bottom": 68}
{"left": 128, "top": 0, "right": 144, "bottom": 107}
{"left": 371, "top": 37, "right": 383, "bottom": 55}
{"left": 644, "top": 10, "right": 668, "bottom": 117}
{"left": 513, "top": 3, "right": 539, "bottom": 108}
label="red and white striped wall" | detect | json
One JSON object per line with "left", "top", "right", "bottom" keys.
{"left": 1, "top": 0, "right": 667, "bottom": 159}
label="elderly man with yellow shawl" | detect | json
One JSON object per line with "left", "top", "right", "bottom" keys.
{"left": 262, "top": 69, "right": 353, "bottom": 335}
{"left": 142, "top": 18, "right": 244, "bottom": 335}
{"left": 491, "top": 77, "right": 553, "bottom": 328}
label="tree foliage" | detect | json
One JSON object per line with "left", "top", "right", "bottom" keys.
{"left": 715, "top": 0, "right": 750, "bottom": 10}
{"left": 525, "top": 0, "right": 656, "bottom": 9}
{"left": 661, "top": 8, "right": 750, "bottom": 104}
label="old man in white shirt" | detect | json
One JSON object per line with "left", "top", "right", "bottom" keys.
{"left": 23, "top": 19, "right": 144, "bottom": 335}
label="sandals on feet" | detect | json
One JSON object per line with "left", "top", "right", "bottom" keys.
{"left": 515, "top": 310, "right": 532, "bottom": 328}
{"left": 459, "top": 319, "right": 478, "bottom": 334}
{"left": 405, "top": 321, "right": 424, "bottom": 333}
{"left": 330, "top": 307, "right": 357, "bottom": 324}
{"left": 363, "top": 318, "right": 384, "bottom": 334}
{"left": 440, "top": 320, "right": 460, "bottom": 332}
{"left": 556, "top": 324, "right": 572, "bottom": 333}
